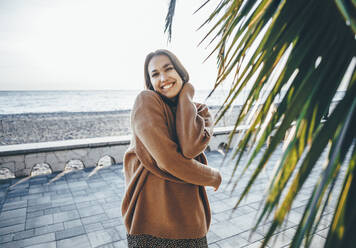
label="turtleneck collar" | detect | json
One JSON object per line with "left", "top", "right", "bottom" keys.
{"left": 157, "top": 93, "right": 178, "bottom": 108}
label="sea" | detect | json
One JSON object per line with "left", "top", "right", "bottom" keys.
{"left": 0, "top": 90, "right": 242, "bottom": 115}
{"left": 0, "top": 90, "right": 345, "bottom": 115}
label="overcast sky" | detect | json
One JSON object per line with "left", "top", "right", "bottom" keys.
{"left": 0, "top": 0, "right": 222, "bottom": 90}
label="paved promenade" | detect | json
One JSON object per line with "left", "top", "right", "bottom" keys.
{"left": 0, "top": 148, "right": 339, "bottom": 248}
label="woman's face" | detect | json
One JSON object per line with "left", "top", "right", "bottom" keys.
{"left": 148, "top": 54, "right": 183, "bottom": 99}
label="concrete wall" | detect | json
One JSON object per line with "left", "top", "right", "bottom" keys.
{"left": 0, "top": 127, "right": 241, "bottom": 178}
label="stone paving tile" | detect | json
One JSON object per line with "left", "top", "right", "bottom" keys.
{"left": 1, "top": 233, "right": 55, "bottom": 248}
{"left": 213, "top": 210, "right": 232, "bottom": 222}
{"left": 44, "top": 206, "right": 64, "bottom": 215}
{"left": 81, "top": 213, "right": 109, "bottom": 225}
{"left": 215, "top": 234, "right": 250, "bottom": 248}
{"left": 29, "top": 176, "right": 48, "bottom": 185}
{"left": 97, "top": 198, "right": 107, "bottom": 205}
{"left": 110, "top": 239, "right": 129, "bottom": 248}
{"left": 34, "top": 222, "right": 64, "bottom": 236}
{"left": 1, "top": 200, "right": 27, "bottom": 211}
{"left": 210, "top": 220, "right": 243, "bottom": 240}
{"left": 88, "top": 181, "right": 108, "bottom": 189}
{"left": 55, "top": 225, "right": 86, "bottom": 240}
{"left": 78, "top": 205, "right": 104, "bottom": 218}
{"left": 103, "top": 198, "right": 121, "bottom": 205}
{"left": 242, "top": 241, "right": 267, "bottom": 248}
{"left": 57, "top": 234, "right": 91, "bottom": 248}
{"left": 239, "top": 230, "right": 264, "bottom": 243}
{"left": 95, "top": 239, "right": 128, "bottom": 248}
{"left": 316, "top": 227, "right": 328, "bottom": 239}
{"left": 55, "top": 188, "right": 71, "bottom": 195}
{"left": 28, "top": 196, "right": 51, "bottom": 207}
{"left": 64, "top": 219, "right": 82, "bottom": 229}
{"left": 71, "top": 190, "right": 89, "bottom": 197}
{"left": 101, "top": 218, "right": 122, "bottom": 229}
{"left": 265, "top": 228, "right": 295, "bottom": 248}
{"left": 0, "top": 233, "right": 14, "bottom": 244}
{"left": 285, "top": 210, "right": 303, "bottom": 224}
{"left": 305, "top": 234, "right": 326, "bottom": 248}
{"left": 25, "top": 214, "right": 53, "bottom": 229}
{"left": 60, "top": 203, "right": 77, "bottom": 212}
{"left": 13, "top": 228, "right": 35, "bottom": 241}
{"left": 0, "top": 214, "right": 26, "bottom": 227}
{"left": 76, "top": 200, "right": 93, "bottom": 208}
{"left": 53, "top": 209, "right": 80, "bottom": 223}
{"left": 248, "top": 202, "right": 261, "bottom": 210}
{"left": 87, "top": 228, "right": 122, "bottom": 247}
{"left": 5, "top": 196, "right": 22, "bottom": 203}
{"left": 211, "top": 200, "right": 233, "bottom": 213}
{"left": 256, "top": 221, "right": 297, "bottom": 237}
{"left": 230, "top": 212, "right": 263, "bottom": 233}
{"left": 0, "top": 207, "right": 27, "bottom": 221}
{"left": 51, "top": 197, "right": 75, "bottom": 208}
{"left": 84, "top": 222, "right": 104, "bottom": 233}
{"left": 104, "top": 207, "right": 121, "bottom": 218}
{"left": 6, "top": 189, "right": 29, "bottom": 198}
{"left": 25, "top": 241, "right": 57, "bottom": 248}
{"left": 28, "top": 186, "right": 48, "bottom": 194}
{"left": 0, "top": 151, "right": 342, "bottom": 247}
{"left": 68, "top": 182, "right": 89, "bottom": 191}
{"left": 27, "top": 210, "right": 44, "bottom": 219}
{"left": 0, "top": 223, "right": 25, "bottom": 235}
{"left": 74, "top": 195, "right": 97, "bottom": 203}
{"left": 50, "top": 183, "right": 68, "bottom": 191}
{"left": 114, "top": 225, "right": 127, "bottom": 240}
{"left": 114, "top": 225, "right": 127, "bottom": 239}
{"left": 27, "top": 203, "right": 52, "bottom": 213}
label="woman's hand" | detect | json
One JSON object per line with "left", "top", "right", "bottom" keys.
{"left": 213, "top": 170, "right": 222, "bottom": 192}
{"left": 180, "top": 82, "right": 195, "bottom": 100}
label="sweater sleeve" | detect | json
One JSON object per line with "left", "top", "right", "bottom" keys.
{"left": 176, "top": 82, "right": 213, "bottom": 159}
{"left": 132, "top": 90, "right": 220, "bottom": 187}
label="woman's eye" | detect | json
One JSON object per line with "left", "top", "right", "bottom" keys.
{"left": 166, "top": 67, "right": 173, "bottom": 71}
{"left": 151, "top": 73, "right": 158, "bottom": 77}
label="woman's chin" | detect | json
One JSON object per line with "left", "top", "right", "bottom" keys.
{"left": 161, "top": 89, "right": 178, "bottom": 99}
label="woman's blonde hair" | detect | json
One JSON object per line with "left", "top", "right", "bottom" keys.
{"left": 144, "top": 49, "right": 189, "bottom": 90}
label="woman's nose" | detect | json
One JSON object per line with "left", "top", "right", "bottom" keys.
{"left": 160, "top": 72, "right": 168, "bottom": 82}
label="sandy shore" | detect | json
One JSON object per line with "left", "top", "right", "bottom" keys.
{"left": 0, "top": 106, "right": 240, "bottom": 145}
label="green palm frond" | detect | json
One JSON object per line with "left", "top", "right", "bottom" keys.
{"left": 165, "top": 0, "right": 356, "bottom": 247}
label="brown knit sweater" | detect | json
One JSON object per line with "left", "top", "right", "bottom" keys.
{"left": 121, "top": 83, "right": 222, "bottom": 239}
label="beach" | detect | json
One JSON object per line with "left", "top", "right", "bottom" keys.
{"left": 0, "top": 106, "right": 241, "bottom": 145}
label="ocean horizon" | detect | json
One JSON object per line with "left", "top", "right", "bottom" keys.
{"left": 0, "top": 89, "right": 245, "bottom": 115}
{"left": 0, "top": 90, "right": 345, "bottom": 115}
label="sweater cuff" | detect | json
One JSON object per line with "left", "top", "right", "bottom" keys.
{"left": 179, "top": 82, "right": 194, "bottom": 101}
{"left": 211, "top": 169, "right": 222, "bottom": 188}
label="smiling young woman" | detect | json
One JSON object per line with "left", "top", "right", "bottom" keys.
{"left": 121, "top": 49, "right": 222, "bottom": 247}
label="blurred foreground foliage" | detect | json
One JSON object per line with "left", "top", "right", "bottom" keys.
{"left": 165, "top": 0, "right": 356, "bottom": 247}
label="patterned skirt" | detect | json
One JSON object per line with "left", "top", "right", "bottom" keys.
{"left": 127, "top": 234, "right": 209, "bottom": 248}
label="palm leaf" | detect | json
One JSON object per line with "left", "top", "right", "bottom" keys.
{"left": 165, "top": 0, "right": 356, "bottom": 247}
{"left": 164, "top": 0, "right": 176, "bottom": 42}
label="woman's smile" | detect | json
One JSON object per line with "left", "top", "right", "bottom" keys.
{"left": 161, "top": 81, "right": 175, "bottom": 90}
